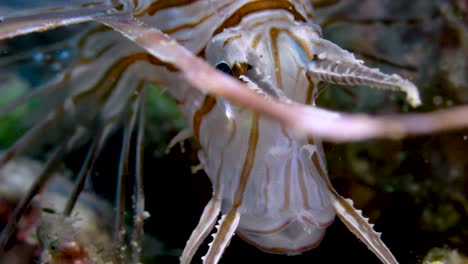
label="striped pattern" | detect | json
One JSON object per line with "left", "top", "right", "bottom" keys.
{"left": 0, "top": 1, "right": 407, "bottom": 263}
{"left": 124, "top": 1, "right": 402, "bottom": 261}
{"left": 26, "top": 0, "right": 379, "bottom": 258}
{"left": 181, "top": 3, "right": 336, "bottom": 255}
{"left": 72, "top": 0, "right": 334, "bottom": 256}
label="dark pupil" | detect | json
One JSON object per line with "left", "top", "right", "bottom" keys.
{"left": 215, "top": 62, "right": 233, "bottom": 76}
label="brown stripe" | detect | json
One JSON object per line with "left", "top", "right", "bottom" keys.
{"left": 223, "top": 35, "right": 242, "bottom": 47}
{"left": 231, "top": 62, "right": 251, "bottom": 77}
{"left": 213, "top": 155, "right": 224, "bottom": 198}
{"left": 233, "top": 113, "right": 259, "bottom": 207}
{"left": 164, "top": 1, "right": 232, "bottom": 35}
{"left": 305, "top": 74, "right": 316, "bottom": 105}
{"left": 213, "top": 0, "right": 307, "bottom": 35}
{"left": 311, "top": 153, "right": 326, "bottom": 180}
{"left": 251, "top": 34, "right": 262, "bottom": 49}
{"left": 245, "top": 17, "right": 286, "bottom": 31}
{"left": 288, "top": 31, "right": 314, "bottom": 60}
{"left": 77, "top": 25, "right": 112, "bottom": 49}
{"left": 206, "top": 208, "right": 239, "bottom": 261}
{"left": 134, "top": 0, "right": 196, "bottom": 16}
{"left": 130, "top": 80, "right": 147, "bottom": 102}
{"left": 74, "top": 52, "right": 176, "bottom": 104}
{"left": 270, "top": 28, "right": 283, "bottom": 90}
{"left": 164, "top": 12, "right": 214, "bottom": 34}
{"left": 192, "top": 96, "right": 217, "bottom": 139}
{"left": 286, "top": 30, "right": 318, "bottom": 105}
{"left": 79, "top": 43, "right": 115, "bottom": 64}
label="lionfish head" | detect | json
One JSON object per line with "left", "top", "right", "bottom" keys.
{"left": 205, "top": 10, "right": 420, "bottom": 107}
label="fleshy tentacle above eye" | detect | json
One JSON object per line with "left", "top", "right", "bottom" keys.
{"left": 306, "top": 38, "right": 421, "bottom": 108}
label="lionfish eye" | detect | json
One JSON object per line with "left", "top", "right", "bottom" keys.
{"left": 215, "top": 62, "right": 234, "bottom": 76}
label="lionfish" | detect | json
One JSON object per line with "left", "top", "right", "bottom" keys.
{"left": 0, "top": 0, "right": 423, "bottom": 263}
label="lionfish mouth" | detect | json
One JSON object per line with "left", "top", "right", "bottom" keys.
{"left": 236, "top": 218, "right": 329, "bottom": 255}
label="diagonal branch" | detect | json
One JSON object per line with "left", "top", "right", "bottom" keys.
{"left": 95, "top": 14, "right": 468, "bottom": 143}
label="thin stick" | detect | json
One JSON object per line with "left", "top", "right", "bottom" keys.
{"left": 131, "top": 87, "right": 146, "bottom": 264}
{"left": 63, "top": 130, "right": 102, "bottom": 216}
{"left": 114, "top": 103, "right": 138, "bottom": 263}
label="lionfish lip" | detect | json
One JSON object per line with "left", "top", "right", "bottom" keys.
{"left": 236, "top": 223, "right": 328, "bottom": 255}
{"left": 301, "top": 215, "right": 335, "bottom": 228}
{"left": 308, "top": 59, "right": 422, "bottom": 108}
{"left": 238, "top": 219, "right": 292, "bottom": 234}
{"left": 238, "top": 215, "right": 334, "bottom": 235}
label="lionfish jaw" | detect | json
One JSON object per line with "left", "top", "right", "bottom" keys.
{"left": 307, "top": 38, "right": 421, "bottom": 108}
{"left": 331, "top": 194, "right": 398, "bottom": 264}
